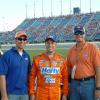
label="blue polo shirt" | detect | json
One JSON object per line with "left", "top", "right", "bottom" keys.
{"left": 0, "top": 47, "right": 31, "bottom": 95}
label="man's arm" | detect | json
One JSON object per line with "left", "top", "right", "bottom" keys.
{"left": 95, "top": 67, "right": 100, "bottom": 98}
{"left": 0, "top": 75, "right": 8, "bottom": 100}
{"left": 29, "top": 95, "right": 35, "bottom": 100}
{"left": 91, "top": 44, "right": 100, "bottom": 98}
{"left": 96, "top": 67, "right": 100, "bottom": 88}
{"left": 28, "top": 59, "right": 38, "bottom": 96}
{"left": 62, "top": 95, "right": 67, "bottom": 100}
{"left": 61, "top": 60, "right": 69, "bottom": 99}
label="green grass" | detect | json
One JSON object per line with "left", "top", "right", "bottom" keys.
{"left": 3, "top": 49, "right": 69, "bottom": 62}
{"left": 27, "top": 49, "right": 69, "bottom": 62}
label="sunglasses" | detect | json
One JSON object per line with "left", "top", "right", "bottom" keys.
{"left": 16, "top": 38, "right": 27, "bottom": 42}
{"left": 74, "top": 31, "right": 84, "bottom": 35}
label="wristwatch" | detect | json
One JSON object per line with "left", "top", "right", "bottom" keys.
{"left": 96, "top": 87, "right": 100, "bottom": 90}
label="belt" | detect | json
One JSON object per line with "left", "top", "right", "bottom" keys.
{"left": 72, "top": 76, "right": 95, "bottom": 81}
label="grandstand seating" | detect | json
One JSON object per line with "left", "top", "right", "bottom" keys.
{"left": 0, "top": 12, "right": 100, "bottom": 44}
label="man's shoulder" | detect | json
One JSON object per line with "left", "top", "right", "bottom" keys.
{"left": 23, "top": 50, "right": 30, "bottom": 56}
{"left": 87, "top": 42, "right": 99, "bottom": 49}
{"left": 55, "top": 53, "right": 65, "bottom": 60}
{"left": 0, "top": 48, "right": 12, "bottom": 60}
{"left": 32, "top": 54, "right": 42, "bottom": 61}
{"left": 33, "top": 54, "right": 41, "bottom": 59}
{"left": 68, "top": 45, "right": 75, "bottom": 53}
{"left": 3, "top": 48, "right": 12, "bottom": 55}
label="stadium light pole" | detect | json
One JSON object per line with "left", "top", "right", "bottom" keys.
{"left": 25, "top": 3, "right": 28, "bottom": 19}
{"left": 90, "top": 0, "right": 91, "bottom": 13}
{"left": 60, "top": 0, "right": 62, "bottom": 16}
{"left": 34, "top": 0, "right": 35, "bottom": 18}
{"left": 80, "top": 0, "right": 81, "bottom": 13}
{"left": 42, "top": 0, "right": 44, "bottom": 17}
{"left": 51, "top": 0, "right": 53, "bottom": 16}
{"left": 70, "top": 0, "right": 71, "bottom": 14}
{"left": 2, "top": 17, "right": 5, "bottom": 32}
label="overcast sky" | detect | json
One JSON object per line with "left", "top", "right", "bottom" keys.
{"left": 0, "top": 0, "right": 100, "bottom": 32}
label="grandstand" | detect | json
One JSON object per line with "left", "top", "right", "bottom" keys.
{"left": 0, "top": 12, "right": 100, "bottom": 44}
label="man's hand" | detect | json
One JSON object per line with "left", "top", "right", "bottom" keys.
{"left": 1, "top": 96, "right": 8, "bottom": 100}
{"left": 30, "top": 95, "right": 35, "bottom": 100}
{"left": 62, "top": 95, "right": 67, "bottom": 100}
{"left": 95, "top": 90, "right": 100, "bottom": 98}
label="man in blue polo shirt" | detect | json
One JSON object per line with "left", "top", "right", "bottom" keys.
{"left": 0, "top": 31, "right": 31, "bottom": 100}
{"left": 0, "top": 47, "right": 3, "bottom": 100}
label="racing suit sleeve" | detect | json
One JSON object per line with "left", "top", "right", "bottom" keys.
{"left": 61, "top": 60, "right": 69, "bottom": 96}
{"left": 28, "top": 59, "right": 38, "bottom": 95}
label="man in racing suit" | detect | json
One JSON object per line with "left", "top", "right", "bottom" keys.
{"left": 29, "top": 35, "right": 69, "bottom": 100}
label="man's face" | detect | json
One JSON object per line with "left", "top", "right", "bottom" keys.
{"left": 45, "top": 39, "right": 56, "bottom": 53}
{"left": 74, "top": 31, "right": 85, "bottom": 42}
{"left": 15, "top": 36, "right": 27, "bottom": 49}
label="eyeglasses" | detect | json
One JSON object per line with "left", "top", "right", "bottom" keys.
{"left": 74, "top": 32, "right": 84, "bottom": 35}
{"left": 16, "top": 38, "right": 27, "bottom": 42}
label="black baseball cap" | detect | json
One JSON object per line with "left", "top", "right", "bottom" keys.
{"left": 45, "top": 35, "right": 56, "bottom": 42}
{"left": 74, "top": 25, "right": 85, "bottom": 35}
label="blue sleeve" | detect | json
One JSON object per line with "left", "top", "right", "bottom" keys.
{"left": 28, "top": 55, "right": 31, "bottom": 74}
{"left": 0, "top": 53, "right": 8, "bottom": 75}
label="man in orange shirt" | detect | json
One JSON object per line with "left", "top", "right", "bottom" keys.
{"left": 67, "top": 25, "right": 100, "bottom": 100}
{"left": 29, "top": 35, "right": 69, "bottom": 100}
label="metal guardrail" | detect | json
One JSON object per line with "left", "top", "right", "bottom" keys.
{"left": 1, "top": 42, "right": 100, "bottom": 50}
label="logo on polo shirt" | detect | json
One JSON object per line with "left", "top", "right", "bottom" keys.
{"left": 83, "top": 53, "right": 88, "bottom": 59}
{"left": 25, "top": 57, "right": 28, "bottom": 60}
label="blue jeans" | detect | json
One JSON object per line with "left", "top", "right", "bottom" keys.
{"left": 95, "top": 98, "right": 100, "bottom": 100}
{"left": 70, "top": 78, "right": 95, "bottom": 100}
{"left": 8, "top": 95, "right": 29, "bottom": 100}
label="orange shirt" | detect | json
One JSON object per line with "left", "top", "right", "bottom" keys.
{"left": 29, "top": 52, "right": 68, "bottom": 96}
{"left": 67, "top": 42, "right": 100, "bottom": 79}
